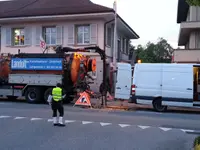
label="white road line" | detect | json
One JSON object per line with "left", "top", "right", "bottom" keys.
{"left": 159, "top": 127, "right": 172, "bottom": 131}
{"left": 0, "top": 115, "right": 10, "bottom": 118}
{"left": 180, "top": 129, "right": 194, "bottom": 133}
{"left": 30, "top": 118, "right": 43, "bottom": 121}
{"left": 0, "top": 114, "right": 198, "bottom": 134}
{"left": 138, "top": 125, "right": 150, "bottom": 129}
{"left": 14, "top": 117, "right": 26, "bottom": 120}
{"left": 65, "top": 120, "right": 76, "bottom": 123}
{"left": 118, "top": 124, "right": 131, "bottom": 128}
{"left": 82, "top": 121, "right": 93, "bottom": 125}
{"left": 100, "top": 122, "right": 112, "bottom": 126}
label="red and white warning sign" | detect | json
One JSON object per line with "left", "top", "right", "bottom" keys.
{"left": 74, "top": 92, "right": 91, "bottom": 107}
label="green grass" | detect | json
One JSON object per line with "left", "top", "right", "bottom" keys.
{"left": 194, "top": 136, "right": 200, "bottom": 150}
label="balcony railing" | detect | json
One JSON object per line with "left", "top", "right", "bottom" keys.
{"left": 173, "top": 49, "right": 200, "bottom": 63}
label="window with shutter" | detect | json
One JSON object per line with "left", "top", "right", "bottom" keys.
{"left": 5, "top": 27, "right": 11, "bottom": 46}
{"left": 106, "top": 27, "right": 112, "bottom": 46}
{"left": 75, "top": 25, "right": 90, "bottom": 45}
{"left": 90, "top": 24, "right": 97, "bottom": 44}
{"left": 196, "top": 32, "right": 200, "bottom": 48}
{"left": 43, "top": 26, "right": 56, "bottom": 45}
{"left": 36, "top": 26, "right": 42, "bottom": 45}
{"left": 13, "top": 28, "right": 25, "bottom": 46}
{"left": 56, "top": 26, "right": 63, "bottom": 45}
{"left": 68, "top": 25, "right": 74, "bottom": 45}
{"left": 24, "top": 27, "right": 32, "bottom": 46}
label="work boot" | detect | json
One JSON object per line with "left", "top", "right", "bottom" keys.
{"left": 53, "top": 117, "right": 59, "bottom": 126}
{"left": 58, "top": 117, "right": 65, "bottom": 127}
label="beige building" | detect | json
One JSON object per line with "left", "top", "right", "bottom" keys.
{"left": 0, "top": 0, "right": 139, "bottom": 92}
{"left": 174, "top": 0, "right": 200, "bottom": 63}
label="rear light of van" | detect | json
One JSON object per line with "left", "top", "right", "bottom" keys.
{"left": 131, "top": 85, "right": 136, "bottom": 95}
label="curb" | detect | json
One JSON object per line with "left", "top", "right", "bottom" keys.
{"left": 194, "top": 136, "right": 200, "bottom": 150}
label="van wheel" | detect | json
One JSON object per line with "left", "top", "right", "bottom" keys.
{"left": 152, "top": 98, "right": 167, "bottom": 112}
{"left": 44, "top": 88, "right": 53, "bottom": 103}
{"left": 25, "top": 87, "right": 42, "bottom": 104}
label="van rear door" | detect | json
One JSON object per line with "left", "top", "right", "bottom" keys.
{"left": 161, "top": 64, "right": 193, "bottom": 107}
{"left": 134, "top": 63, "right": 162, "bottom": 102}
{"left": 115, "top": 63, "right": 132, "bottom": 100}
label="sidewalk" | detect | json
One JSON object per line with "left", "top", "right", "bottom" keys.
{"left": 89, "top": 98, "right": 200, "bottom": 113}
{"left": 89, "top": 98, "right": 152, "bottom": 110}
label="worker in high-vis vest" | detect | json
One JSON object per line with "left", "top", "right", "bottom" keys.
{"left": 51, "top": 83, "right": 66, "bottom": 127}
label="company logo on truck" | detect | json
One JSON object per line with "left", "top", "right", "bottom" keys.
{"left": 11, "top": 58, "right": 63, "bottom": 70}
{"left": 11, "top": 59, "right": 28, "bottom": 69}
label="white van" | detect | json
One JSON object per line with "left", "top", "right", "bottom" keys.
{"left": 130, "top": 63, "right": 200, "bottom": 112}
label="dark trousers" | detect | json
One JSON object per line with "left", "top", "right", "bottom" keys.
{"left": 51, "top": 101, "right": 64, "bottom": 117}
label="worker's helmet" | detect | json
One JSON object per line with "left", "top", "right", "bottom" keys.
{"left": 56, "top": 83, "right": 62, "bottom": 88}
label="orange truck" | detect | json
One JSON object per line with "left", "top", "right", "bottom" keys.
{"left": 0, "top": 46, "right": 106, "bottom": 104}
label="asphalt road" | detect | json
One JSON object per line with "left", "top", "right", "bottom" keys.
{"left": 0, "top": 101, "right": 199, "bottom": 150}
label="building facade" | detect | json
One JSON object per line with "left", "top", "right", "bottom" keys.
{"left": 174, "top": 0, "right": 200, "bottom": 63}
{"left": 0, "top": 0, "right": 139, "bottom": 92}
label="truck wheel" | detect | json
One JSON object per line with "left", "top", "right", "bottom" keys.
{"left": 152, "top": 98, "right": 167, "bottom": 112}
{"left": 25, "top": 87, "right": 42, "bottom": 104}
{"left": 44, "top": 88, "right": 53, "bottom": 103}
{"left": 7, "top": 96, "right": 18, "bottom": 100}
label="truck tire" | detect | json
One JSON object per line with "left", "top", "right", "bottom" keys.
{"left": 25, "top": 87, "right": 42, "bottom": 104}
{"left": 44, "top": 88, "right": 53, "bottom": 103}
{"left": 152, "top": 98, "right": 167, "bottom": 112}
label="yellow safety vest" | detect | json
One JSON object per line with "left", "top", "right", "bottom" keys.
{"left": 52, "top": 87, "right": 62, "bottom": 102}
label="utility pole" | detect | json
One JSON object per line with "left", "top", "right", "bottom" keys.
{"left": 113, "top": 0, "right": 117, "bottom": 71}
{"left": 112, "top": 0, "right": 117, "bottom": 95}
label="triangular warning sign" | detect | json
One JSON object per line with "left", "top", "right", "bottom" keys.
{"left": 74, "top": 92, "right": 91, "bottom": 107}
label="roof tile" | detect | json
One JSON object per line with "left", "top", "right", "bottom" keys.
{"left": 0, "top": 0, "right": 113, "bottom": 18}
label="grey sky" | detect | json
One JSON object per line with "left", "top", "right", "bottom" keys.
{"left": 92, "top": 0, "right": 180, "bottom": 48}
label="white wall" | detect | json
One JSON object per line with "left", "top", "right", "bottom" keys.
{"left": 0, "top": 19, "right": 105, "bottom": 54}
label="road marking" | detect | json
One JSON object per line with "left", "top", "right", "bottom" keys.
{"left": 159, "top": 127, "right": 172, "bottom": 131}
{"left": 0, "top": 114, "right": 199, "bottom": 134}
{"left": 138, "top": 125, "right": 150, "bottom": 129}
{"left": 0, "top": 115, "right": 10, "bottom": 118}
{"left": 181, "top": 129, "right": 194, "bottom": 133}
{"left": 65, "top": 120, "right": 76, "bottom": 123}
{"left": 30, "top": 118, "right": 43, "bottom": 121}
{"left": 82, "top": 121, "right": 93, "bottom": 125}
{"left": 100, "top": 122, "right": 112, "bottom": 126}
{"left": 14, "top": 117, "right": 26, "bottom": 120}
{"left": 118, "top": 124, "right": 131, "bottom": 128}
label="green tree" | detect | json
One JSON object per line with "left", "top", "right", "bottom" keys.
{"left": 129, "top": 42, "right": 135, "bottom": 59}
{"left": 186, "top": 0, "right": 200, "bottom": 6}
{"left": 134, "top": 38, "right": 173, "bottom": 63}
